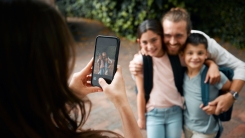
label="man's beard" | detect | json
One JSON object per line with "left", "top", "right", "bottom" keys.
{"left": 166, "top": 46, "right": 181, "bottom": 55}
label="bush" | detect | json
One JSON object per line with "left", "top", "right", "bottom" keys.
{"left": 185, "top": 0, "right": 245, "bottom": 49}
{"left": 58, "top": 0, "right": 245, "bottom": 49}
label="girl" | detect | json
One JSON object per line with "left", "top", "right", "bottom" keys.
{"left": 133, "top": 19, "right": 183, "bottom": 138}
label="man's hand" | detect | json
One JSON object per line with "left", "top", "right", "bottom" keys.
{"left": 205, "top": 60, "right": 220, "bottom": 84}
{"left": 208, "top": 93, "right": 234, "bottom": 115}
{"left": 129, "top": 54, "right": 143, "bottom": 75}
{"left": 200, "top": 104, "right": 216, "bottom": 115}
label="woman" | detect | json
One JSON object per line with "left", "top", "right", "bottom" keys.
{"left": 0, "top": 0, "right": 142, "bottom": 137}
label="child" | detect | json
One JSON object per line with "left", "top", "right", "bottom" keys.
{"left": 104, "top": 57, "right": 112, "bottom": 75}
{"left": 97, "top": 54, "right": 104, "bottom": 75}
{"left": 133, "top": 19, "right": 183, "bottom": 138}
{"left": 102, "top": 52, "right": 112, "bottom": 75}
{"left": 182, "top": 33, "right": 231, "bottom": 138}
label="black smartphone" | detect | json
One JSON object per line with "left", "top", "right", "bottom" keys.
{"left": 91, "top": 35, "right": 120, "bottom": 87}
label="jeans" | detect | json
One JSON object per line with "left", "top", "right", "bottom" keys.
{"left": 99, "top": 68, "right": 105, "bottom": 75}
{"left": 146, "top": 106, "right": 183, "bottom": 138}
{"left": 184, "top": 125, "right": 217, "bottom": 138}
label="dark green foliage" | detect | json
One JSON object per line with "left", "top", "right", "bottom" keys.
{"left": 185, "top": 0, "right": 245, "bottom": 49}
{"left": 58, "top": 0, "right": 245, "bottom": 49}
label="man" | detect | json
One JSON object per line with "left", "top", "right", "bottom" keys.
{"left": 129, "top": 8, "right": 245, "bottom": 115}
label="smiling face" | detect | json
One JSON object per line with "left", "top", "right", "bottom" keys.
{"left": 163, "top": 20, "right": 189, "bottom": 55}
{"left": 102, "top": 52, "right": 107, "bottom": 59}
{"left": 138, "top": 30, "right": 164, "bottom": 57}
{"left": 183, "top": 43, "right": 208, "bottom": 70}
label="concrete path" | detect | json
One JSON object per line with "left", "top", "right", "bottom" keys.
{"left": 67, "top": 17, "right": 245, "bottom": 138}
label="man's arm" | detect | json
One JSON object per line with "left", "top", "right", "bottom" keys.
{"left": 129, "top": 51, "right": 145, "bottom": 76}
{"left": 108, "top": 57, "right": 112, "bottom": 64}
{"left": 209, "top": 80, "right": 245, "bottom": 114}
{"left": 204, "top": 59, "right": 221, "bottom": 84}
{"left": 129, "top": 58, "right": 143, "bottom": 75}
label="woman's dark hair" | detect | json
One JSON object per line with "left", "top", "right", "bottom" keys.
{"left": 137, "top": 19, "right": 163, "bottom": 40}
{"left": 0, "top": 0, "right": 121, "bottom": 137}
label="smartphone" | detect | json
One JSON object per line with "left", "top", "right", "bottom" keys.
{"left": 91, "top": 35, "right": 120, "bottom": 87}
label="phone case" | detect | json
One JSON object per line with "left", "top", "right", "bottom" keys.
{"left": 91, "top": 35, "right": 120, "bottom": 87}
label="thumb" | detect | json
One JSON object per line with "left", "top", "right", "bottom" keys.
{"left": 208, "top": 99, "right": 218, "bottom": 106}
{"left": 98, "top": 78, "right": 108, "bottom": 89}
{"left": 199, "top": 103, "right": 204, "bottom": 108}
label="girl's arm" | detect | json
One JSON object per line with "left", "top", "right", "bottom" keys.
{"left": 135, "top": 74, "right": 146, "bottom": 129}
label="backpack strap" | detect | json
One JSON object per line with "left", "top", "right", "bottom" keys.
{"left": 201, "top": 66, "right": 234, "bottom": 104}
{"left": 201, "top": 66, "right": 209, "bottom": 106}
{"left": 201, "top": 66, "right": 234, "bottom": 119}
{"left": 142, "top": 55, "right": 153, "bottom": 103}
{"left": 200, "top": 66, "right": 234, "bottom": 138}
{"left": 168, "top": 55, "right": 184, "bottom": 96}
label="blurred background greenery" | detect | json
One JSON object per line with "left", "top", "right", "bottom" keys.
{"left": 55, "top": 0, "right": 245, "bottom": 49}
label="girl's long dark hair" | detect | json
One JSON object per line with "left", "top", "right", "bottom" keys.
{"left": 137, "top": 19, "right": 163, "bottom": 39}
{"left": 0, "top": 0, "right": 121, "bottom": 137}
{"left": 137, "top": 19, "right": 165, "bottom": 51}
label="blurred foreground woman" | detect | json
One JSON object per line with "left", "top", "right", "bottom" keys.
{"left": 0, "top": 0, "right": 142, "bottom": 137}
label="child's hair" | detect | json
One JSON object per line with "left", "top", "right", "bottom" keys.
{"left": 185, "top": 33, "right": 208, "bottom": 49}
{"left": 137, "top": 19, "right": 163, "bottom": 40}
{"left": 161, "top": 7, "right": 192, "bottom": 34}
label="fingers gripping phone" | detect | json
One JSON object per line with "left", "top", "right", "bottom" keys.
{"left": 91, "top": 35, "right": 120, "bottom": 87}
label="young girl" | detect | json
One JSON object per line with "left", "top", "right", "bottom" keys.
{"left": 97, "top": 54, "right": 104, "bottom": 75}
{"left": 133, "top": 19, "right": 183, "bottom": 138}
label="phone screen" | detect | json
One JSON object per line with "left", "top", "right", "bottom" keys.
{"left": 91, "top": 35, "right": 120, "bottom": 87}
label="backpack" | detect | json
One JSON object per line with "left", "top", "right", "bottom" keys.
{"left": 142, "top": 55, "right": 185, "bottom": 102}
{"left": 142, "top": 54, "right": 234, "bottom": 138}
{"left": 201, "top": 65, "right": 234, "bottom": 138}
{"left": 142, "top": 55, "right": 185, "bottom": 103}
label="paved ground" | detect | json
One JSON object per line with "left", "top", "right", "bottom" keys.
{"left": 67, "top": 17, "right": 245, "bottom": 138}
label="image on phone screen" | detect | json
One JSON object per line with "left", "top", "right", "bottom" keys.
{"left": 92, "top": 36, "right": 120, "bottom": 86}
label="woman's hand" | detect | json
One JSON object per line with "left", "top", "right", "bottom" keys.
{"left": 99, "top": 65, "right": 127, "bottom": 105}
{"left": 69, "top": 58, "right": 102, "bottom": 99}
{"left": 99, "top": 66, "right": 143, "bottom": 138}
